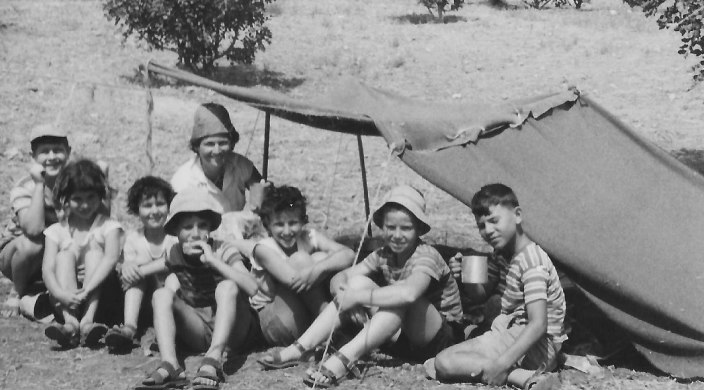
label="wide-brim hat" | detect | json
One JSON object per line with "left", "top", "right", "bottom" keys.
{"left": 164, "top": 188, "right": 224, "bottom": 236}
{"left": 30, "top": 123, "right": 68, "bottom": 142}
{"left": 372, "top": 185, "right": 431, "bottom": 235}
{"left": 190, "top": 103, "right": 238, "bottom": 144}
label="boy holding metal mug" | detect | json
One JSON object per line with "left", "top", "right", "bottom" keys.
{"left": 433, "top": 183, "right": 566, "bottom": 390}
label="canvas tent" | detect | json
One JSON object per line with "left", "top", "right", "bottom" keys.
{"left": 147, "top": 62, "right": 704, "bottom": 379}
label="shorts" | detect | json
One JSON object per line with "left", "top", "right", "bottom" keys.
{"left": 173, "top": 295, "right": 263, "bottom": 352}
{"left": 383, "top": 316, "right": 465, "bottom": 362}
{"left": 256, "top": 290, "right": 312, "bottom": 346}
{"left": 468, "top": 314, "right": 562, "bottom": 370}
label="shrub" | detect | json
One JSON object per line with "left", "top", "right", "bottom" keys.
{"left": 104, "top": 0, "right": 274, "bottom": 74}
{"left": 624, "top": 0, "right": 704, "bottom": 81}
{"left": 419, "top": 0, "right": 464, "bottom": 21}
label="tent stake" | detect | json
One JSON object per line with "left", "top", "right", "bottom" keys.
{"left": 263, "top": 112, "right": 270, "bottom": 180}
{"left": 357, "top": 134, "right": 372, "bottom": 237}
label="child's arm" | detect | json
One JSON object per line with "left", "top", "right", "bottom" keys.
{"left": 41, "top": 238, "right": 82, "bottom": 309}
{"left": 337, "top": 271, "right": 432, "bottom": 311}
{"left": 481, "top": 299, "right": 547, "bottom": 385}
{"left": 293, "top": 234, "right": 355, "bottom": 289}
{"left": 16, "top": 164, "right": 50, "bottom": 237}
{"left": 253, "top": 243, "right": 305, "bottom": 288}
{"left": 449, "top": 253, "right": 498, "bottom": 303}
{"left": 164, "top": 273, "right": 181, "bottom": 293}
{"left": 193, "top": 241, "right": 259, "bottom": 296}
{"left": 80, "top": 228, "right": 122, "bottom": 297}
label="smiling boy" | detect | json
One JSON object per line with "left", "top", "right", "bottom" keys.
{"left": 0, "top": 124, "right": 70, "bottom": 318}
{"left": 433, "top": 184, "right": 566, "bottom": 390}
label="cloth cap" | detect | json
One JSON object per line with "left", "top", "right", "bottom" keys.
{"left": 372, "top": 185, "right": 431, "bottom": 235}
{"left": 30, "top": 123, "right": 68, "bottom": 142}
{"left": 164, "top": 188, "right": 224, "bottom": 236}
{"left": 190, "top": 103, "right": 237, "bottom": 144}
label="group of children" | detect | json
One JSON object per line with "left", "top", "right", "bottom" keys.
{"left": 0, "top": 103, "right": 566, "bottom": 390}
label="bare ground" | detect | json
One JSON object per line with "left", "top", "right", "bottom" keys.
{"left": 1, "top": 0, "right": 704, "bottom": 389}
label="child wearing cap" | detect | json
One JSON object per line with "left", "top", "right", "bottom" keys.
{"left": 170, "top": 103, "right": 264, "bottom": 215}
{"left": 433, "top": 184, "right": 566, "bottom": 390}
{"left": 135, "top": 188, "right": 260, "bottom": 390}
{"left": 259, "top": 185, "right": 463, "bottom": 388}
{"left": 104, "top": 176, "right": 178, "bottom": 350}
{"left": 0, "top": 123, "right": 71, "bottom": 319}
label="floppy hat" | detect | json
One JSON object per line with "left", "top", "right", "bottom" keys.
{"left": 30, "top": 123, "right": 68, "bottom": 142}
{"left": 164, "top": 188, "right": 224, "bottom": 236}
{"left": 372, "top": 185, "right": 431, "bottom": 235}
{"left": 190, "top": 103, "right": 239, "bottom": 144}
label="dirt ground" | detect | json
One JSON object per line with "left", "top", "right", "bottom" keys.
{"left": 1, "top": 0, "right": 704, "bottom": 389}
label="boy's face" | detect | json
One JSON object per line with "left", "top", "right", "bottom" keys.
{"left": 138, "top": 192, "right": 169, "bottom": 231}
{"left": 176, "top": 214, "right": 212, "bottom": 256}
{"left": 382, "top": 208, "right": 419, "bottom": 258}
{"left": 267, "top": 209, "right": 304, "bottom": 249}
{"left": 33, "top": 142, "right": 70, "bottom": 179}
{"left": 475, "top": 204, "right": 522, "bottom": 252}
{"left": 197, "top": 134, "right": 231, "bottom": 170}
{"left": 67, "top": 190, "right": 101, "bottom": 221}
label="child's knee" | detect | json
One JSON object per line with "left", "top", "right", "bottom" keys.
{"left": 289, "top": 251, "right": 314, "bottom": 267}
{"left": 83, "top": 249, "right": 103, "bottom": 268}
{"left": 152, "top": 287, "right": 174, "bottom": 308}
{"left": 14, "top": 235, "right": 44, "bottom": 259}
{"left": 435, "top": 349, "right": 483, "bottom": 380}
{"left": 311, "top": 252, "right": 327, "bottom": 262}
{"left": 346, "top": 274, "right": 377, "bottom": 290}
{"left": 215, "top": 280, "right": 240, "bottom": 301}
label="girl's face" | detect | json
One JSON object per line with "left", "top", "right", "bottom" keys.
{"left": 382, "top": 208, "right": 419, "bottom": 258}
{"left": 33, "top": 142, "right": 70, "bottom": 179}
{"left": 138, "top": 192, "right": 169, "bottom": 231}
{"left": 197, "top": 134, "right": 231, "bottom": 170}
{"left": 67, "top": 190, "right": 102, "bottom": 222}
{"left": 267, "top": 209, "right": 304, "bottom": 250}
{"left": 176, "top": 214, "right": 212, "bottom": 256}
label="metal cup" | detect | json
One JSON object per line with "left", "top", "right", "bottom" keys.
{"left": 461, "top": 255, "right": 488, "bottom": 284}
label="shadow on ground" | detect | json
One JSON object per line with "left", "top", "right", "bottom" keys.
{"left": 672, "top": 148, "right": 704, "bottom": 176}
{"left": 121, "top": 64, "right": 305, "bottom": 92}
{"left": 389, "top": 13, "right": 467, "bottom": 24}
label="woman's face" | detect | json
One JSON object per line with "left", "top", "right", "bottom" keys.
{"left": 196, "top": 134, "right": 231, "bottom": 170}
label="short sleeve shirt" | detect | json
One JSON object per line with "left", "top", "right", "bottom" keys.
{"left": 6, "top": 176, "right": 58, "bottom": 237}
{"left": 123, "top": 229, "right": 178, "bottom": 265}
{"left": 44, "top": 214, "right": 123, "bottom": 279}
{"left": 249, "top": 228, "right": 319, "bottom": 310}
{"left": 170, "top": 152, "right": 259, "bottom": 212}
{"left": 165, "top": 239, "right": 243, "bottom": 308}
{"left": 361, "top": 243, "right": 463, "bottom": 322}
{"left": 495, "top": 242, "right": 567, "bottom": 342}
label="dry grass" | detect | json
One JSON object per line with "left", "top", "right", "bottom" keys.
{"left": 1, "top": 0, "right": 704, "bottom": 388}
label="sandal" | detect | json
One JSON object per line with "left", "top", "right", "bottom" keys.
{"left": 81, "top": 322, "right": 109, "bottom": 347}
{"left": 302, "top": 350, "right": 361, "bottom": 388}
{"left": 192, "top": 356, "right": 224, "bottom": 390}
{"left": 258, "top": 341, "right": 312, "bottom": 370}
{"left": 45, "top": 323, "right": 80, "bottom": 349}
{"left": 135, "top": 361, "right": 187, "bottom": 390}
{"left": 105, "top": 324, "right": 137, "bottom": 350}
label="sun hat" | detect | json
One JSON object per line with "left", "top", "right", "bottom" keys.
{"left": 190, "top": 103, "right": 240, "bottom": 145}
{"left": 372, "top": 185, "right": 431, "bottom": 235}
{"left": 163, "top": 188, "right": 224, "bottom": 236}
{"left": 30, "top": 123, "right": 68, "bottom": 142}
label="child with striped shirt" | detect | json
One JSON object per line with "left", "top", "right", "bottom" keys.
{"left": 433, "top": 183, "right": 566, "bottom": 390}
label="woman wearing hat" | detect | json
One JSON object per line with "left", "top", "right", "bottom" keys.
{"left": 258, "top": 185, "right": 464, "bottom": 388}
{"left": 171, "top": 103, "right": 264, "bottom": 216}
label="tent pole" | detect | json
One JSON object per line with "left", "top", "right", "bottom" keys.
{"left": 356, "top": 134, "right": 372, "bottom": 237}
{"left": 263, "top": 113, "right": 270, "bottom": 180}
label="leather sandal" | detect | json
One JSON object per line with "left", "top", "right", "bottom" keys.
{"left": 192, "top": 356, "right": 224, "bottom": 390}
{"left": 45, "top": 323, "right": 80, "bottom": 349}
{"left": 302, "top": 350, "right": 361, "bottom": 388}
{"left": 258, "top": 341, "right": 311, "bottom": 370}
{"left": 135, "top": 360, "right": 187, "bottom": 390}
{"left": 105, "top": 324, "right": 137, "bottom": 350}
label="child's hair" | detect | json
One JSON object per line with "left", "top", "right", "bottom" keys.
{"left": 258, "top": 185, "right": 308, "bottom": 227}
{"left": 53, "top": 159, "right": 108, "bottom": 210}
{"left": 470, "top": 183, "right": 520, "bottom": 217}
{"left": 126, "top": 176, "right": 176, "bottom": 215}
{"left": 31, "top": 136, "right": 70, "bottom": 154}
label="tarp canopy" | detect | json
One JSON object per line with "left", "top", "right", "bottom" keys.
{"left": 148, "top": 62, "right": 704, "bottom": 378}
